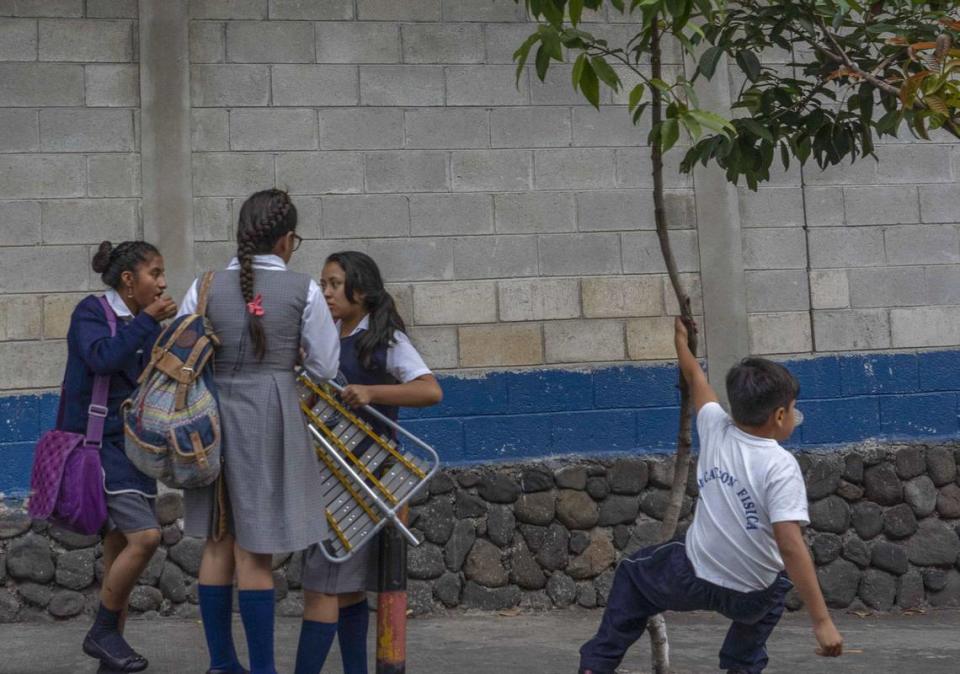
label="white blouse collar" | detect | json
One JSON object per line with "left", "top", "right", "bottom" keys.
{"left": 336, "top": 314, "right": 370, "bottom": 338}
{"left": 104, "top": 288, "right": 134, "bottom": 319}
{"left": 225, "top": 254, "right": 288, "bottom": 271}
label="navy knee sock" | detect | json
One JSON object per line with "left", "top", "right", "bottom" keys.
{"left": 86, "top": 603, "right": 139, "bottom": 660}
{"left": 337, "top": 600, "right": 370, "bottom": 674}
{"left": 293, "top": 619, "right": 337, "bottom": 674}
{"left": 198, "top": 584, "right": 243, "bottom": 673}
{"left": 238, "top": 589, "right": 276, "bottom": 674}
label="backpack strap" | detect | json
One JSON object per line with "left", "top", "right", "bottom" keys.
{"left": 86, "top": 296, "right": 117, "bottom": 448}
{"left": 196, "top": 271, "right": 215, "bottom": 316}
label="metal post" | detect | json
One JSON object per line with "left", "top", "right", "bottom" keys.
{"left": 376, "top": 507, "right": 408, "bottom": 674}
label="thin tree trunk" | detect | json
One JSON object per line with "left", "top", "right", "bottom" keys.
{"left": 648, "top": 11, "right": 698, "bottom": 674}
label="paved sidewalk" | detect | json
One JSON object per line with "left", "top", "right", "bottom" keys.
{"left": 1, "top": 608, "right": 958, "bottom": 673}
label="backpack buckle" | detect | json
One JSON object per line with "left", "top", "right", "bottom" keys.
{"left": 88, "top": 404, "right": 109, "bottom": 418}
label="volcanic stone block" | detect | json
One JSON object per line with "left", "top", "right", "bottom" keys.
{"left": 895, "top": 447, "right": 926, "bottom": 480}
{"left": 863, "top": 463, "right": 903, "bottom": 506}
{"left": 465, "top": 539, "right": 507, "bottom": 588}
{"left": 817, "top": 559, "right": 861, "bottom": 608}
{"left": 871, "top": 541, "right": 909, "bottom": 575}
{"left": 905, "top": 520, "right": 960, "bottom": 567}
{"left": 883, "top": 503, "right": 918, "bottom": 540}
{"left": 556, "top": 490, "right": 599, "bottom": 530}
{"left": 904, "top": 476, "right": 938, "bottom": 517}
{"left": 434, "top": 572, "right": 462, "bottom": 608}
{"left": 514, "top": 492, "right": 555, "bottom": 526}
{"left": 809, "top": 496, "right": 851, "bottom": 534}
{"left": 851, "top": 501, "right": 883, "bottom": 539}
{"left": 859, "top": 569, "right": 897, "bottom": 611}
{"left": 927, "top": 446, "right": 957, "bottom": 486}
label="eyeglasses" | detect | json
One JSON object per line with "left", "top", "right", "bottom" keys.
{"left": 291, "top": 233, "right": 303, "bottom": 252}
{"left": 793, "top": 408, "right": 804, "bottom": 426}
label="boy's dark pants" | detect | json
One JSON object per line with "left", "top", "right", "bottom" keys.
{"left": 579, "top": 539, "right": 792, "bottom": 674}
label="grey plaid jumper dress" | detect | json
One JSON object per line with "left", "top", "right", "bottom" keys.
{"left": 182, "top": 270, "right": 326, "bottom": 554}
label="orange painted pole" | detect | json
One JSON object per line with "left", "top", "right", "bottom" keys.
{"left": 376, "top": 507, "right": 408, "bottom": 674}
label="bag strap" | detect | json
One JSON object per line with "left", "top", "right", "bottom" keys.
{"left": 55, "top": 384, "right": 67, "bottom": 431}
{"left": 85, "top": 296, "right": 117, "bottom": 447}
{"left": 196, "top": 271, "right": 215, "bottom": 317}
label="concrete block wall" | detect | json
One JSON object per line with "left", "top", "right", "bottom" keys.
{"left": 186, "top": 1, "right": 698, "bottom": 374}
{"left": 3, "top": 3, "right": 960, "bottom": 497}
{"left": 0, "top": 4, "right": 141, "bottom": 397}
{"left": 731, "top": 50, "right": 960, "bottom": 357}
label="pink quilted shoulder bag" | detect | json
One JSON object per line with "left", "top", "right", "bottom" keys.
{"left": 27, "top": 296, "right": 113, "bottom": 535}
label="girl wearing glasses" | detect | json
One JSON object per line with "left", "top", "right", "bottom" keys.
{"left": 178, "top": 189, "right": 340, "bottom": 674}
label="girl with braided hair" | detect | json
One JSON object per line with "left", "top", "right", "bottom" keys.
{"left": 178, "top": 189, "right": 339, "bottom": 674}
{"left": 64, "top": 241, "right": 176, "bottom": 673}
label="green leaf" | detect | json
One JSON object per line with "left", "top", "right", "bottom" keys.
{"left": 875, "top": 109, "right": 901, "bottom": 136}
{"left": 580, "top": 60, "right": 600, "bottom": 108}
{"left": 541, "top": 0, "right": 564, "bottom": 26}
{"left": 540, "top": 26, "right": 563, "bottom": 61}
{"left": 698, "top": 45, "right": 724, "bottom": 79}
{"left": 660, "top": 118, "right": 680, "bottom": 152}
{"left": 735, "top": 50, "right": 761, "bottom": 83}
{"left": 688, "top": 109, "right": 735, "bottom": 134}
{"left": 569, "top": 0, "right": 584, "bottom": 25}
{"left": 535, "top": 44, "right": 550, "bottom": 81}
{"left": 572, "top": 53, "right": 587, "bottom": 90}
{"left": 513, "top": 32, "right": 540, "bottom": 87}
{"left": 739, "top": 118, "right": 774, "bottom": 143}
{"left": 628, "top": 83, "right": 646, "bottom": 112}
{"left": 650, "top": 78, "right": 671, "bottom": 93}
{"left": 681, "top": 112, "right": 702, "bottom": 139}
{"left": 590, "top": 55, "right": 620, "bottom": 91}
{"left": 632, "top": 102, "right": 649, "bottom": 124}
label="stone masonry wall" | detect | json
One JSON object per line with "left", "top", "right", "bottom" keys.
{"left": 5, "top": 443, "right": 960, "bottom": 622}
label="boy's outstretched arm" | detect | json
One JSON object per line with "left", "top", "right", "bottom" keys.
{"left": 674, "top": 317, "right": 718, "bottom": 412}
{"left": 773, "top": 521, "right": 843, "bottom": 657}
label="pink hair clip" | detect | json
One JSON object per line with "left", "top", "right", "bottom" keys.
{"left": 246, "top": 293, "right": 265, "bottom": 317}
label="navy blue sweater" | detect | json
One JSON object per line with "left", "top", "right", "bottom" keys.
{"left": 63, "top": 295, "right": 162, "bottom": 494}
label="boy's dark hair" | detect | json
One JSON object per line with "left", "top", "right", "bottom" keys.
{"left": 725, "top": 358, "right": 800, "bottom": 426}
{"left": 236, "top": 188, "right": 298, "bottom": 361}
{"left": 325, "top": 251, "right": 406, "bottom": 371}
{"left": 91, "top": 240, "right": 160, "bottom": 290}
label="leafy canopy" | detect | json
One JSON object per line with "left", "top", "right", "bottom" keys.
{"left": 514, "top": 0, "right": 960, "bottom": 189}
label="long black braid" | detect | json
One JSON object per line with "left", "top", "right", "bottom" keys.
{"left": 91, "top": 240, "right": 160, "bottom": 290}
{"left": 235, "top": 189, "right": 297, "bottom": 361}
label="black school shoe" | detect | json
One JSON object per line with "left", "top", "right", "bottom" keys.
{"left": 96, "top": 665, "right": 143, "bottom": 674}
{"left": 206, "top": 669, "right": 250, "bottom": 674}
{"left": 82, "top": 633, "right": 148, "bottom": 673}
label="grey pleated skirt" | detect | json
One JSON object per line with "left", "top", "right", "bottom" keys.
{"left": 105, "top": 493, "right": 158, "bottom": 534}
{"left": 182, "top": 369, "right": 326, "bottom": 554}
{"left": 301, "top": 539, "right": 378, "bottom": 594}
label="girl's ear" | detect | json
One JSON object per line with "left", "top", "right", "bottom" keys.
{"left": 120, "top": 269, "right": 135, "bottom": 290}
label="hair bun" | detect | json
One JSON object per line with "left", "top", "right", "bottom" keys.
{"left": 91, "top": 240, "right": 113, "bottom": 274}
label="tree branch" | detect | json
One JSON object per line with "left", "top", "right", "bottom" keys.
{"left": 815, "top": 16, "right": 902, "bottom": 97}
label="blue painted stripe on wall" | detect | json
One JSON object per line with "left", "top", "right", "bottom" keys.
{"left": 3, "top": 351, "right": 960, "bottom": 495}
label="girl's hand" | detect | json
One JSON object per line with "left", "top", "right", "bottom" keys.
{"left": 341, "top": 384, "right": 373, "bottom": 408}
{"left": 144, "top": 294, "right": 177, "bottom": 321}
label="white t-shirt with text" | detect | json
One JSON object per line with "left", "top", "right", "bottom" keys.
{"left": 684, "top": 402, "right": 809, "bottom": 593}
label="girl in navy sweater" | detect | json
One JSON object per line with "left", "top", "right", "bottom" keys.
{"left": 295, "top": 251, "right": 442, "bottom": 674}
{"left": 64, "top": 241, "right": 176, "bottom": 672}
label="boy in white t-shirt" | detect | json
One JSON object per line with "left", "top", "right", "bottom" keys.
{"left": 579, "top": 318, "right": 843, "bottom": 674}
